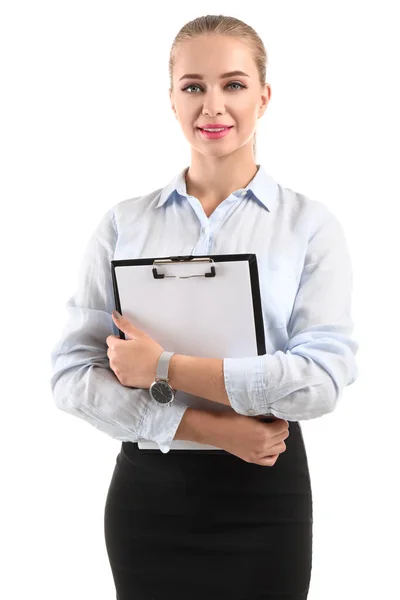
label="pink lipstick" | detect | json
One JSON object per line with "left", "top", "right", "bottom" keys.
{"left": 198, "top": 126, "right": 233, "bottom": 140}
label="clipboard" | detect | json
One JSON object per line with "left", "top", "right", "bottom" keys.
{"left": 110, "top": 254, "right": 274, "bottom": 450}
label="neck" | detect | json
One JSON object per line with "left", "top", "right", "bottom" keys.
{"left": 185, "top": 152, "right": 258, "bottom": 205}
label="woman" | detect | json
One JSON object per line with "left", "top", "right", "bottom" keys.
{"left": 50, "top": 14, "right": 358, "bottom": 600}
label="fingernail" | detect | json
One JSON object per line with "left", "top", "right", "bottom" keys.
{"left": 112, "top": 310, "right": 121, "bottom": 319}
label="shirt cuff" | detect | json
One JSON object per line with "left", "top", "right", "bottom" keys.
{"left": 138, "top": 396, "right": 189, "bottom": 454}
{"left": 223, "top": 356, "right": 269, "bottom": 416}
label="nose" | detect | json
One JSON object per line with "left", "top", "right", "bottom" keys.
{"left": 201, "top": 88, "right": 226, "bottom": 117}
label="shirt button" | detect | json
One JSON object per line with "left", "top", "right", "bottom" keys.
{"left": 247, "top": 409, "right": 256, "bottom": 415}
{"left": 241, "top": 191, "right": 247, "bottom": 197}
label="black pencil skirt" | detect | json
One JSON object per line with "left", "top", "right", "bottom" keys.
{"left": 104, "top": 420, "right": 313, "bottom": 600}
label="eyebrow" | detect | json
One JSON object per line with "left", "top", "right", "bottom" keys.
{"left": 179, "top": 70, "right": 250, "bottom": 81}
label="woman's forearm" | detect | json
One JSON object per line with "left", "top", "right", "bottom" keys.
{"left": 168, "top": 354, "right": 231, "bottom": 407}
{"left": 173, "top": 407, "right": 223, "bottom": 445}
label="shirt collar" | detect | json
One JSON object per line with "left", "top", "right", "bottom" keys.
{"left": 155, "top": 164, "right": 278, "bottom": 212}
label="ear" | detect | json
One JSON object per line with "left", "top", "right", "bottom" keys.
{"left": 259, "top": 83, "right": 271, "bottom": 117}
{"left": 169, "top": 88, "right": 178, "bottom": 120}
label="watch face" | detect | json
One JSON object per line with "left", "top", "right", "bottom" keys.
{"left": 150, "top": 381, "right": 174, "bottom": 405}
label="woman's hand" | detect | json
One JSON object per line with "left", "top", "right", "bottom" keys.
{"left": 106, "top": 311, "right": 164, "bottom": 388}
{"left": 212, "top": 412, "right": 289, "bottom": 467}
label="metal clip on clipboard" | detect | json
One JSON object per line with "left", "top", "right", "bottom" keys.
{"left": 152, "top": 255, "right": 216, "bottom": 279}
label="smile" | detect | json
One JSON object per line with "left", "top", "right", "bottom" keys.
{"left": 198, "top": 126, "right": 233, "bottom": 139}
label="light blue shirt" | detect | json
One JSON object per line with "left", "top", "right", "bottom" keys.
{"left": 50, "top": 164, "right": 359, "bottom": 453}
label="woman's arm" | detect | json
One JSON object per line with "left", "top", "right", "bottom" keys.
{"left": 49, "top": 207, "right": 190, "bottom": 454}
{"left": 168, "top": 206, "right": 359, "bottom": 422}
{"left": 173, "top": 407, "right": 222, "bottom": 444}
{"left": 168, "top": 355, "right": 230, "bottom": 407}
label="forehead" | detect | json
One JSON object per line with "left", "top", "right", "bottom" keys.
{"left": 173, "top": 35, "right": 255, "bottom": 78}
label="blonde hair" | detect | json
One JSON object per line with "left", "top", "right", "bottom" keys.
{"left": 168, "top": 14, "right": 268, "bottom": 159}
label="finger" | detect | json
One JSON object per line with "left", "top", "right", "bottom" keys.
{"left": 106, "top": 334, "right": 119, "bottom": 345}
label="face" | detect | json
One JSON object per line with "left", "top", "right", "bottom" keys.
{"left": 169, "top": 35, "right": 271, "bottom": 157}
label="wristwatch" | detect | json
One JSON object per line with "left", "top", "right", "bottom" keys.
{"left": 149, "top": 351, "right": 176, "bottom": 406}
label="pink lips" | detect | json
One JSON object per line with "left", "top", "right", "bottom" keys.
{"left": 198, "top": 126, "right": 233, "bottom": 140}
{"left": 198, "top": 123, "right": 233, "bottom": 129}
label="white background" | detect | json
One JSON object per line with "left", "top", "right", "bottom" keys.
{"left": 1, "top": 1, "right": 399, "bottom": 598}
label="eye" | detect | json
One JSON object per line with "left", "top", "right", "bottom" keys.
{"left": 182, "top": 82, "right": 246, "bottom": 93}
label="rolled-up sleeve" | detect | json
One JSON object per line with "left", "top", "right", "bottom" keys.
{"left": 49, "top": 207, "right": 189, "bottom": 453}
{"left": 223, "top": 207, "right": 359, "bottom": 421}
